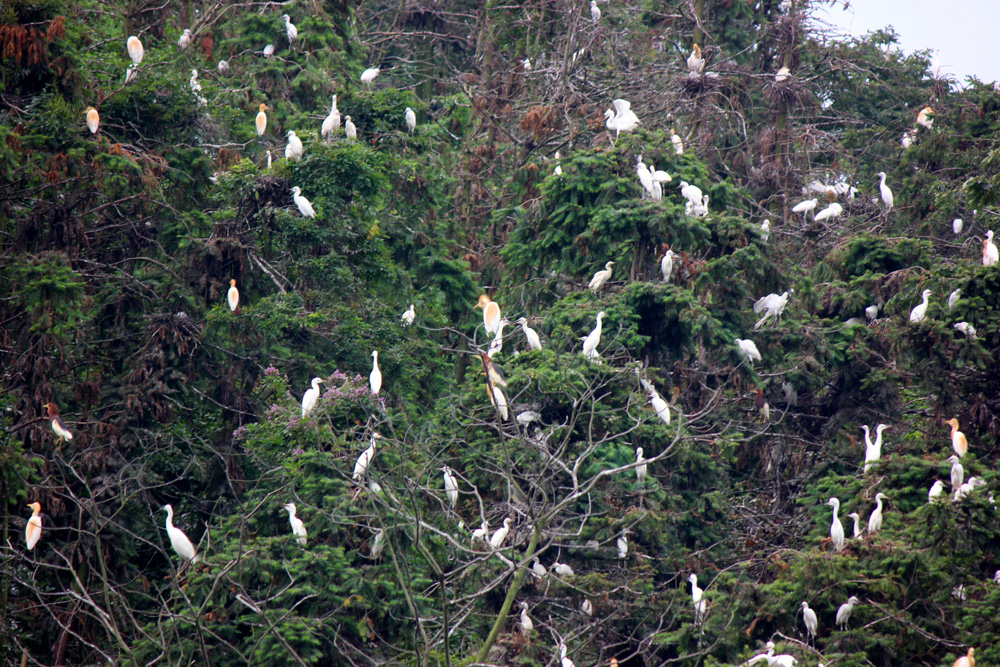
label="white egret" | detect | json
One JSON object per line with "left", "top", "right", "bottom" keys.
{"left": 25, "top": 502, "right": 42, "bottom": 551}
{"left": 949, "top": 454, "right": 964, "bottom": 491}
{"left": 775, "top": 66, "right": 790, "bottom": 83}
{"left": 928, "top": 479, "right": 945, "bottom": 502}
{"left": 746, "top": 642, "right": 776, "bottom": 666}
{"left": 281, "top": 503, "right": 307, "bottom": 545}
{"left": 650, "top": 390, "right": 671, "bottom": 425}
{"left": 916, "top": 106, "right": 934, "bottom": 129}
{"left": 322, "top": 95, "right": 341, "bottom": 138}
{"left": 218, "top": 60, "right": 229, "bottom": 73}
{"left": 735, "top": 338, "right": 761, "bottom": 366}
{"left": 520, "top": 601, "right": 534, "bottom": 634}
{"left": 864, "top": 305, "right": 878, "bottom": 322}
{"left": 902, "top": 129, "right": 916, "bottom": 148}
{"left": 490, "top": 517, "right": 512, "bottom": 549}
{"left": 255, "top": 103, "right": 268, "bottom": 136}
{"left": 127, "top": 36, "right": 144, "bottom": 65}
{"left": 401, "top": 304, "right": 415, "bottom": 326}
{"left": 828, "top": 497, "right": 845, "bottom": 552}
{"left": 635, "top": 446, "right": 647, "bottom": 485}
{"left": 955, "top": 476, "right": 986, "bottom": 501}
{"left": 516, "top": 410, "right": 540, "bottom": 425}
{"left": 263, "top": 44, "right": 275, "bottom": 57}
{"left": 589, "top": 261, "right": 615, "bottom": 291}
{"left": 488, "top": 319, "right": 509, "bottom": 357}
{"left": 360, "top": 67, "right": 380, "bottom": 89}
{"left": 690, "top": 195, "right": 709, "bottom": 217}
{"left": 861, "top": 423, "right": 889, "bottom": 473}
{"left": 792, "top": 198, "right": 817, "bottom": 217}
{"left": 877, "top": 172, "right": 893, "bottom": 213}
{"left": 475, "top": 294, "right": 502, "bottom": 334}
{"left": 43, "top": 403, "right": 74, "bottom": 443}
{"left": 760, "top": 219, "right": 770, "bottom": 243}
{"left": 679, "top": 181, "right": 703, "bottom": 207}
{"left": 689, "top": 573, "right": 706, "bottom": 622}
{"left": 650, "top": 177, "right": 662, "bottom": 201}
{"left": 125, "top": 64, "right": 138, "bottom": 85}
{"left": 471, "top": 520, "right": 489, "bottom": 543}
{"left": 344, "top": 116, "right": 357, "bottom": 140}
{"left": 581, "top": 311, "right": 605, "bottom": 361}
{"left": 559, "top": 643, "right": 576, "bottom": 667}
{"left": 285, "top": 131, "right": 304, "bottom": 162}
{"left": 661, "top": 249, "right": 676, "bottom": 283}
{"left": 189, "top": 69, "right": 202, "bottom": 93}
{"left": 282, "top": 14, "right": 297, "bottom": 44}
{"left": 266, "top": 150, "right": 272, "bottom": 169}
{"left": 670, "top": 128, "right": 684, "bottom": 154}
{"left": 301, "top": 377, "right": 324, "bottom": 417}
{"left": 953, "top": 649, "right": 975, "bottom": 667}
{"left": 590, "top": 0, "right": 600, "bottom": 21}
{"left": 405, "top": 107, "right": 416, "bottom": 135}
{"left": 687, "top": 44, "right": 704, "bottom": 73}
{"left": 753, "top": 290, "right": 792, "bottom": 329}
{"left": 801, "top": 601, "right": 818, "bottom": 645}
{"left": 983, "top": 230, "right": 998, "bottom": 266}
{"left": 353, "top": 434, "right": 382, "bottom": 481}
{"left": 836, "top": 596, "right": 860, "bottom": 630}
{"left": 162, "top": 504, "right": 198, "bottom": 563}
{"left": 604, "top": 99, "right": 639, "bottom": 139}
{"left": 442, "top": 466, "right": 458, "bottom": 508}
{"left": 85, "top": 107, "right": 99, "bottom": 134}
{"left": 953, "top": 218, "right": 963, "bottom": 234}
{"left": 371, "top": 529, "right": 386, "bottom": 558}
{"left": 814, "top": 202, "right": 843, "bottom": 223}
{"left": 954, "top": 322, "right": 976, "bottom": 339}
{"left": 617, "top": 533, "right": 628, "bottom": 559}
{"left": 369, "top": 351, "right": 382, "bottom": 396}
{"left": 945, "top": 418, "right": 968, "bottom": 457}
{"left": 847, "top": 512, "right": 862, "bottom": 539}
{"left": 581, "top": 599, "right": 593, "bottom": 616}
{"left": 637, "top": 158, "right": 654, "bottom": 197}
{"left": 290, "top": 186, "right": 317, "bottom": 218}
{"left": 531, "top": 558, "right": 547, "bottom": 577}
{"left": 553, "top": 561, "right": 575, "bottom": 577}
{"left": 868, "top": 492, "right": 888, "bottom": 533}
{"left": 909, "top": 289, "right": 931, "bottom": 323}
{"left": 178, "top": 29, "right": 191, "bottom": 49}
{"left": 227, "top": 279, "right": 239, "bottom": 311}
{"left": 948, "top": 288, "right": 961, "bottom": 310}
{"left": 650, "top": 163, "right": 671, "bottom": 184}
{"left": 515, "top": 317, "right": 542, "bottom": 350}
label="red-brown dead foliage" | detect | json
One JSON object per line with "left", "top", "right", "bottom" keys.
{"left": 519, "top": 105, "right": 561, "bottom": 141}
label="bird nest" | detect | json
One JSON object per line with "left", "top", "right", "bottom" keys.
{"left": 681, "top": 71, "right": 722, "bottom": 96}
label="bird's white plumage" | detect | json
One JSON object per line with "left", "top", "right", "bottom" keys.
{"left": 553, "top": 561, "right": 575, "bottom": 577}
{"left": 442, "top": 466, "right": 458, "bottom": 508}
{"left": 868, "top": 493, "right": 888, "bottom": 533}
{"left": 590, "top": 0, "right": 600, "bottom": 21}
{"left": 760, "top": 219, "right": 770, "bottom": 243}
{"left": 489, "top": 517, "right": 512, "bottom": 549}
{"left": 401, "top": 304, "right": 415, "bottom": 326}
{"left": 291, "top": 186, "right": 316, "bottom": 218}
{"left": 227, "top": 281, "right": 239, "bottom": 311}
{"left": 581, "top": 311, "right": 605, "bottom": 360}
{"left": 909, "top": 289, "right": 931, "bottom": 323}
{"left": 282, "top": 503, "right": 307, "bottom": 545}
{"left": 735, "top": 338, "right": 761, "bottom": 366}
{"left": 344, "top": 116, "right": 357, "bottom": 140}
{"left": 405, "top": 107, "right": 416, "bottom": 135}
{"left": 127, "top": 36, "right": 144, "bottom": 65}
{"left": 661, "top": 249, "right": 676, "bottom": 283}
{"left": 163, "top": 504, "right": 198, "bottom": 563}
{"left": 635, "top": 446, "right": 647, "bottom": 485}
{"left": 178, "top": 29, "right": 191, "bottom": 50}
{"left": 948, "top": 288, "right": 961, "bottom": 310}
{"left": 285, "top": 131, "right": 304, "bottom": 162}
{"left": 353, "top": 434, "right": 381, "bottom": 481}
{"left": 984, "top": 230, "right": 999, "bottom": 266}
{"left": 828, "top": 497, "right": 845, "bottom": 552}
{"left": 282, "top": 14, "right": 297, "bottom": 43}
{"left": 928, "top": 480, "right": 945, "bottom": 502}
{"left": 814, "top": 202, "right": 843, "bottom": 222}
{"left": 301, "top": 377, "right": 324, "bottom": 417}
{"left": 801, "top": 601, "right": 818, "bottom": 641}
{"left": 516, "top": 317, "right": 542, "bottom": 350}
{"left": 792, "top": 198, "right": 818, "bottom": 216}
{"left": 753, "top": 290, "right": 791, "bottom": 329}
{"left": 360, "top": 67, "right": 380, "bottom": 88}
{"left": 878, "top": 172, "right": 893, "bottom": 212}
{"left": 953, "top": 218, "right": 963, "bottom": 234}
{"left": 322, "top": 95, "right": 341, "bottom": 137}
{"left": 370, "top": 351, "right": 382, "bottom": 396}
{"left": 589, "top": 261, "right": 615, "bottom": 291}
{"left": 862, "top": 423, "right": 888, "bottom": 472}
{"left": 836, "top": 596, "right": 860, "bottom": 629}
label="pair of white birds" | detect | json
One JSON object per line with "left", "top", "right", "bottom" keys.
{"left": 636, "top": 156, "right": 671, "bottom": 200}
{"left": 299, "top": 353, "right": 381, "bottom": 418}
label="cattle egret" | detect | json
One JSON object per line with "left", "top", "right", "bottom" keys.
{"left": 127, "top": 36, "right": 144, "bottom": 65}
{"left": 946, "top": 418, "right": 968, "bottom": 457}
{"left": 735, "top": 338, "right": 761, "bottom": 366}
{"left": 954, "top": 476, "right": 986, "bottom": 501}
{"left": 746, "top": 642, "right": 776, "bottom": 666}
{"left": 760, "top": 220, "right": 770, "bottom": 243}
{"left": 836, "top": 596, "right": 860, "bottom": 630}
{"left": 953, "top": 218, "right": 963, "bottom": 234}
{"left": 227, "top": 279, "right": 239, "bottom": 311}
{"left": 322, "top": 95, "right": 341, "bottom": 137}
{"left": 983, "top": 230, "right": 998, "bottom": 266}
{"left": 590, "top": 0, "right": 600, "bottom": 21}
{"left": 218, "top": 60, "right": 229, "bottom": 73}
{"left": 953, "top": 648, "right": 975, "bottom": 667}
{"left": 43, "top": 403, "right": 74, "bottom": 443}
{"left": 661, "top": 249, "right": 676, "bottom": 282}
{"left": 344, "top": 116, "right": 357, "bottom": 140}
{"left": 670, "top": 128, "right": 684, "bottom": 154}
{"left": 301, "top": 377, "right": 324, "bottom": 417}
{"left": 775, "top": 66, "right": 790, "bottom": 83}
{"left": 515, "top": 317, "right": 542, "bottom": 350}
{"left": 401, "top": 304, "right": 415, "bottom": 326}
{"left": 862, "top": 424, "right": 889, "bottom": 473}
{"left": 369, "top": 351, "right": 382, "bottom": 396}
{"left": 553, "top": 561, "right": 575, "bottom": 577}
{"left": 189, "top": 69, "right": 202, "bottom": 92}
{"left": 522, "top": 57, "right": 531, "bottom": 71}
{"left": 868, "top": 493, "right": 888, "bottom": 533}
{"left": 405, "top": 107, "right": 416, "bottom": 135}
{"left": 801, "top": 601, "right": 817, "bottom": 645}
{"left": 604, "top": 99, "right": 640, "bottom": 139}
{"left": 285, "top": 131, "right": 304, "bottom": 162}
{"left": 178, "top": 29, "right": 191, "bottom": 49}
{"left": 282, "top": 14, "right": 297, "bottom": 44}
{"left": 865, "top": 304, "right": 878, "bottom": 321}
{"left": 360, "top": 67, "right": 380, "bottom": 89}
{"left": 581, "top": 311, "right": 604, "bottom": 361}
{"left": 475, "top": 294, "right": 502, "bottom": 334}
{"left": 370, "top": 529, "right": 386, "bottom": 558}
{"left": 353, "top": 434, "right": 381, "bottom": 481}
{"left": 928, "top": 479, "right": 945, "bottom": 502}
{"left": 954, "top": 322, "right": 976, "bottom": 339}
{"left": 637, "top": 158, "right": 654, "bottom": 197}
{"left": 877, "top": 172, "right": 893, "bottom": 213}
{"left": 635, "top": 447, "right": 647, "bottom": 485}
{"left": 589, "top": 261, "right": 615, "bottom": 291}
{"left": 679, "top": 181, "right": 703, "bottom": 207}
{"left": 516, "top": 410, "right": 540, "bottom": 425}
{"left": 520, "top": 602, "right": 534, "bottom": 634}
{"left": 471, "top": 520, "right": 489, "bottom": 543}
{"left": 828, "top": 497, "right": 845, "bottom": 552}
{"left": 650, "top": 163, "right": 671, "bottom": 184}
{"left": 902, "top": 129, "right": 916, "bottom": 148}
{"left": 85, "top": 107, "right": 99, "bottom": 134}
{"left": 916, "top": 106, "right": 934, "bottom": 129}
{"left": 263, "top": 44, "right": 275, "bottom": 57}
{"left": 532, "top": 558, "right": 547, "bottom": 577}
{"left": 25, "top": 502, "right": 42, "bottom": 551}
{"left": 266, "top": 150, "right": 272, "bottom": 169}
{"left": 255, "top": 103, "right": 268, "bottom": 136}
{"left": 442, "top": 466, "right": 458, "bottom": 508}
{"left": 281, "top": 503, "right": 307, "bottom": 545}
{"left": 949, "top": 454, "right": 964, "bottom": 491}
{"left": 948, "top": 289, "right": 961, "bottom": 310}
{"left": 650, "top": 390, "right": 671, "bottom": 426}
{"left": 291, "top": 186, "right": 316, "bottom": 218}
{"left": 689, "top": 573, "right": 706, "bottom": 622}
{"left": 581, "top": 598, "right": 593, "bottom": 616}
{"left": 909, "top": 289, "right": 931, "bottom": 323}
{"left": 753, "top": 290, "right": 792, "bottom": 329}
{"left": 125, "top": 64, "right": 138, "bottom": 85}
{"left": 560, "top": 643, "right": 576, "bottom": 667}
{"left": 490, "top": 517, "right": 512, "bottom": 549}
{"left": 814, "top": 202, "right": 843, "bottom": 223}
{"left": 847, "top": 512, "right": 862, "bottom": 539}
{"left": 792, "top": 198, "right": 817, "bottom": 217}
{"left": 162, "top": 504, "right": 198, "bottom": 563}
{"left": 617, "top": 534, "right": 628, "bottom": 559}
{"left": 487, "top": 319, "right": 509, "bottom": 357}
{"left": 687, "top": 44, "right": 704, "bottom": 73}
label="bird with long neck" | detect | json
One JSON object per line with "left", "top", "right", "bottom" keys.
{"left": 946, "top": 418, "right": 968, "bottom": 457}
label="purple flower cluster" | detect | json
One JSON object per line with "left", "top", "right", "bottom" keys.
{"left": 232, "top": 425, "right": 248, "bottom": 439}
{"left": 265, "top": 366, "right": 280, "bottom": 376}
{"left": 292, "top": 448, "right": 305, "bottom": 458}
{"left": 266, "top": 404, "right": 283, "bottom": 421}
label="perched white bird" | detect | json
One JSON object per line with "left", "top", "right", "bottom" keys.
{"left": 916, "top": 106, "right": 934, "bottom": 129}
{"left": 650, "top": 163, "right": 671, "bottom": 184}
{"left": 282, "top": 14, "right": 297, "bottom": 44}
{"left": 760, "top": 219, "right": 770, "bottom": 243}
{"left": 661, "top": 249, "right": 676, "bottom": 283}
{"left": 371, "top": 529, "right": 386, "bottom": 558}
{"left": 689, "top": 573, "right": 707, "bottom": 622}
{"left": 792, "top": 198, "right": 818, "bottom": 217}
{"left": 590, "top": 0, "right": 601, "bottom": 21}
{"left": 670, "top": 129, "right": 684, "bottom": 155}
{"left": 953, "top": 218, "right": 963, "bottom": 234}
{"left": 401, "top": 304, "right": 415, "bottom": 326}
{"left": 353, "top": 434, "right": 382, "bottom": 481}
{"left": 637, "top": 158, "right": 654, "bottom": 197}
{"left": 954, "top": 322, "right": 976, "bottom": 339}
{"left": 949, "top": 289, "right": 961, "bottom": 310}
{"left": 847, "top": 512, "right": 862, "bottom": 539}
{"left": 490, "top": 517, "right": 512, "bottom": 549}
{"left": 516, "top": 317, "right": 542, "bottom": 351}
{"left": 360, "top": 67, "right": 380, "bottom": 89}
{"left": 862, "top": 423, "right": 889, "bottom": 473}
{"left": 589, "top": 261, "right": 615, "bottom": 291}
{"left": 25, "top": 502, "right": 42, "bottom": 551}
{"left": 255, "top": 103, "right": 269, "bottom": 136}
{"left": 955, "top": 476, "right": 986, "bottom": 501}
{"left": 866, "top": 304, "right": 879, "bottom": 321}
{"left": 125, "top": 64, "right": 138, "bottom": 85}
{"left": 746, "top": 642, "right": 776, "bottom": 666}
{"left": 581, "top": 311, "right": 605, "bottom": 361}
{"left": 679, "top": 181, "right": 703, "bottom": 207}
{"left": 983, "top": 230, "right": 999, "bottom": 266}
{"left": 553, "top": 561, "right": 575, "bottom": 577}
{"left": 928, "top": 479, "right": 945, "bottom": 502}
{"left": 735, "top": 338, "right": 762, "bottom": 366}
{"left": 476, "top": 295, "right": 502, "bottom": 334}
{"left": 650, "top": 391, "right": 671, "bottom": 426}
{"left": 217, "top": 60, "right": 229, "bottom": 74}
{"left": 442, "top": 466, "right": 458, "bottom": 508}
{"left": 775, "top": 66, "right": 790, "bottom": 83}
{"left": 127, "top": 35, "right": 144, "bottom": 65}
{"left": 471, "top": 520, "right": 489, "bottom": 543}
{"left": 285, "top": 130, "right": 304, "bottom": 162}
{"left": 949, "top": 454, "right": 965, "bottom": 491}
{"left": 322, "top": 95, "right": 341, "bottom": 138}
{"left": 828, "top": 497, "right": 845, "bottom": 552}
{"left": 901, "top": 129, "right": 916, "bottom": 148}
{"left": 516, "top": 410, "right": 540, "bottom": 426}
{"left": 85, "top": 106, "right": 100, "bottom": 134}
{"left": 814, "top": 202, "right": 843, "bottom": 223}
{"left": 604, "top": 99, "right": 640, "bottom": 139}
{"left": 301, "top": 377, "right": 324, "bottom": 417}
{"left": 690, "top": 195, "right": 709, "bottom": 217}
{"left": 532, "top": 558, "right": 547, "bottom": 578}
{"left": 877, "top": 172, "right": 893, "bottom": 213}
{"left": 581, "top": 598, "right": 593, "bottom": 616}
{"left": 163, "top": 504, "right": 198, "bottom": 563}
{"left": 553, "top": 150, "right": 563, "bottom": 176}
{"left": 291, "top": 186, "right": 317, "bottom": 218}
{"left": 281, "top": 503, "right": 307, "bottom": 545}
{"left": 227, "top": 279, "right": 239, "bottom": 311}
{"left": 369, "top": 350, "right": 382, "bottom": 395}
{"left": 404, "top": 107, "right": 416, "bottom": 135}
{"left": 519, "top": 602, "right": 534, "bottom": 634}
{"left": 617, "top": 534, "right": 628, "bottom": 559}
{"left": 559, "top": 643, "right": 576, "bottom": 667}
{"left": 836, "top": 596, "right": 860, "bottom": 630}
{"left": 687, "top": 44, "right": 705, "bottom": 73}
{"left": 635, "top": 446, "right": 647, "bottom": 485}
{"left": 909, "top": 289, "right": 931, "bottom": 323}
{"left": 801, "top": 601, "right": 818, "bottom": 644}
{"left": 263, "top": 44, "right": 275, "bottom": 57}
{"left": 868, "top": 492, "right": 888, "bottom": 533}
{"left": 178, "top": 29, "right": 192, "bottom": 50}
{"left": 344, "top": 116, "right": 357, "bottom": 140}
{"left": 753, "top": 290, "right": 791, "bottom": 329}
